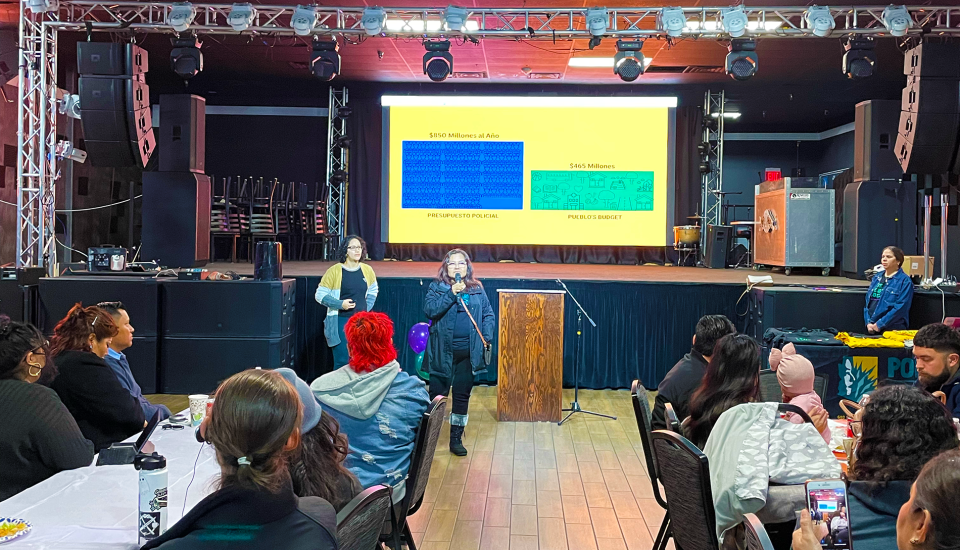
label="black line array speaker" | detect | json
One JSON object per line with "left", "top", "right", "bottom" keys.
{"left": 78, "top": 42, "right": 156, "bottom": 168}
{"left": 159, "top": 94, "right": 206, "bottom": 173}
{"left": 141, "top": 172, "right": 211, "bottom": 268}
{"left": 853, "top": 100, "right": 902, "bottom": 182}
{"left": 160, "top": 279, "right": 296, "bottom": 338}
{"left": 704, "top": 225, "right": 733, "bottom": 269}
{"left": 894, "top": 41, "right": 960, "bottom": 175}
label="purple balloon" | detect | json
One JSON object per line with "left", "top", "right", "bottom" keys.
{"left": 408, "top": 322, "right": 430, "bottom": 354}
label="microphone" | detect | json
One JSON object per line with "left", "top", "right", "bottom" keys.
{"left": 455, "top": 273, "right": 462, "bottom": 284}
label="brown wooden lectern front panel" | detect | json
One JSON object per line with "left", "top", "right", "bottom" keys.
{"left": 497, "top": 290, "right": 564, "bottom": 422}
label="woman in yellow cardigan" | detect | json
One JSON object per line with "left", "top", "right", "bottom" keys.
{"left": 315, "top": 235, "right": 379, "bottom": 368}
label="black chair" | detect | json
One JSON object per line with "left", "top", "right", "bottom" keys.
{"left": 630, "top": 380, "right": 672, "bottom": 550}
{"left": 380, "top": 395, "right": 447, "bottom": 550}
{"left": 759, "top": 370, "right": 828, "bottom": 403}
{"left": 743, "top": 513, "right": 775, "bottom": 550}
{"left": 652, "top": 430, "right": 720, "bottom": 550}
{"left": 664, "top": 402, "right": 681, "bottom": 433}
{"left": 337, "top": 485, "right": 394, "bottom": 550}
{"left": 778, "top": 403, "right": 814, "bottom": 424}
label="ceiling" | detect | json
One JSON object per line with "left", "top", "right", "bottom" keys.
{"left": 6, "top": 0, "right": 918, "bottom": 131}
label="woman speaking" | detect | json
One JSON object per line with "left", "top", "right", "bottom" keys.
{"left": 864, "top": 246, "right": 913, "bottom": 334}
{"left": 316, "top": 235, "right": 379, "bottom": 368}
{"left": 424, "top": 249, "right": 495, "bottom": 457}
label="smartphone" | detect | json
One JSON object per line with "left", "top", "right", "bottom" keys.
{"left": 805, "top": 479, "right": 852, "bottom": 550}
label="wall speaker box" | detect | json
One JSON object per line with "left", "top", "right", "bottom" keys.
{"left": 37, "top": 276, "right": 160, "bottom": 336}
{"left": 160, "top": 279, "right": 296, "bottom": 338}
{"left": 160, "top": 335, "right": 295, "bottom": 394}
{"left": 141, "top": 172, "right": 211, "bottom": 268}
{"left": 159, "top": 94, "right": 206, "bottom": 173}
{"left": 704, "top": 225, "right": 733, "bottom": 269}
{"left": 842, "top": 180, "right": 918, "bottom": 278}
{"left": 854, "top": 100, "right": 902, "bottom": 182}
{"left": 904, "top": 42, "right": 960, "bottom": 79}
{"left": 124, "top": 336, "right": 159, "bottom": 394}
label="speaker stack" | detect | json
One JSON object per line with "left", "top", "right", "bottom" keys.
{"left": 141, "top": 94, "right": 210, "bottom": 268}
{"left": 895, "top": 41, "right": 960, "bottom": 176}
{"left": 78, "top": 43, "right": 156, "bottom": 167}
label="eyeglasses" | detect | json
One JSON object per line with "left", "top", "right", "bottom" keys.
{"left": 449, "top": 261, "right": 467, "bottom": 267}
{"left": 346, "top": 246, "right": 363, "bottom": 251}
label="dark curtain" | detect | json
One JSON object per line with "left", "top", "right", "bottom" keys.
{"left": 346, "top": 100, "right": 701, "bottom": 264}
{"left": 294, "top": 275, "right": 742, "bottom": 389}
{"left": 346, "top": 96, "right": 386, "bottom": 259}
{"left": 675, "top": 105, "right": 703, "bottom": 227}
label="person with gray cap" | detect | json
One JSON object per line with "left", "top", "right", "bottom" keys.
{"left": 275, "top": 368, "right": 362, "bottom": 512}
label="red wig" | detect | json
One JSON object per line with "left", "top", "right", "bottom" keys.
{"left": 344, "top": 311, "right": 398, "bottom": 374}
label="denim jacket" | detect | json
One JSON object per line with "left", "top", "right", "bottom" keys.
{"left": 863, "top": 269, "right": 913, "bottom": 331}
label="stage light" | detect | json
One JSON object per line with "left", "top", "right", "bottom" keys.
{"left": 709, "top": 111, "right": 741, "bottom": 119}
{"left": 423, "top": 40, "right": 453, "bottom": 82}
{"left": 659, "top": 7, "right": 686, "bottom": 37}
{"left": 26, "top": 0, "right": 57, "bottom": 13}
{"left": 882, "top": 5, "right": 912, "bottom": 36}
{"left": 444, "top": 6, "right": 469, "bottom": 32}
{"left": 699, "top": 161, "right": 712, "bottom": 173}
{"left": 58, "top": 94, "right": 81, "bottom": 119}
{"left": 362, "top": 7, "right": 387, "bottom": 35}
{"left": 843, "top": 37, "right": 876, "bottom": 79}
{"left": 334, "top": 136, "right": 352, "bottom": 149}
{"left": 804, "top": 6, "right": 835, "bottom": 37}
{"left": 585, "top": 8, "right": 609, "bottom": 37}
{"left": 228, "top": 3, "right": 256, "bottom": 32}
{"left": 310, "top": 39, "right": 340, "bottom": 81}
{"left": 291, "top": 5, "right": 319, "bottom": 36}
{"left": 721, "top": 6, "right": 748, "bottom": 37}
{"left": 329, "top": 170, "right": 347, "bottom": 185}
{"left": 168, "top": 2, "right": 197, "bottom": 33}
{"left": 726, "top": 38, "right": 757, "bottom": 81}
{"left": 335, "top": 106, "right": 352, "bottom": 118}
{"left": 56, "top": 140, "right": 86, "bottom": 164}
{"left": 614, "top": 40, "right": 644, "bottom": 82}
{"left": 171, "top": 37, "right": 203, "bottom": 79}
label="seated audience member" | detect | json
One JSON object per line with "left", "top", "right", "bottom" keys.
{"left": 49, "top": 304, "right": 145, "bottom": 451}
{"left": 275, "top": 368, "right": 362, "bottom": 512}
{"left": 912, "top": 323, "right": 960, "bottom": 417}
{"left": 311, "top": 311, "right": 430, "bottom": 502}
{"left": 652, "top": 314, "right": 736, "bottom": 430}
{"left": 98, "top": 302, "right": 171, "bottom": 421}
{"left": 683, "top": 333, "right": 761, "bottom": 449}
{"left": 768, "top": 343, "right": 830, "bottom": 442}
{"left": 143, "top": 369, "right": 338, "bottom": 550}
{"left": 846, "top": 385, "right": 959, "bottom": 550}
{"left": 795, "top": 448, "right": 960, "bottom": 550}
{"left": 0, "top": 320, "right": 94, "bottom": 501}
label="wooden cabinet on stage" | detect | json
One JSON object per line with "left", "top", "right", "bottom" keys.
{"left": 497, "top": 289, "right": 564, "bottom": 422}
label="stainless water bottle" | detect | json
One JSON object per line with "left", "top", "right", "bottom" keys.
{"left": 136, "top": 453, "right": 168, "bottom": 545}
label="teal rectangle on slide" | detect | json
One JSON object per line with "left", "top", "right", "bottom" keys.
{"left": 530, "top": 170, "right": 655, "bottom": 211}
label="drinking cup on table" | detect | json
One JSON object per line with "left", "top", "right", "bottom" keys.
{"left": 189, "top": 394, "right": 209, "bottom": 427}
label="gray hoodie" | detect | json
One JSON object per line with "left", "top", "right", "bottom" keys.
{"left": 310, "top": 362, "right": 400, "bottom": 420}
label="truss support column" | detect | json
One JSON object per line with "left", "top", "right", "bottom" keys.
{"left": 701, "top": 89, "right": 725, "bottom": 237}
{"left": 17, "top": 7, "right": 59, "bottom": 274}
{"left": 324, "top": 87, "right": 349, "bottom": 260}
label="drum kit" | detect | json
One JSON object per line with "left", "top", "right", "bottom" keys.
{"left": 673, "top": 215, "right": 703, "bottom": 266}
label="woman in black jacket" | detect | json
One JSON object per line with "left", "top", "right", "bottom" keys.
{"left": 424, "top": 249, "right": 495, "bottom": 456}
{"left": 49, "top": 304, "right": 145, "bottom": 451}
{"left": 0, "top": 320, "right": 93, "bottom": 501}
{"left": 142, "top": 369, "right": 338, "bottom": 550}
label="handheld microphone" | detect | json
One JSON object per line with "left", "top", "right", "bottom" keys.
{"left": 455, "top": 273, "right": 462, "bottom": 284}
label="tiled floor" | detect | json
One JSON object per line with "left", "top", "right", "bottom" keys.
{"left": 147, "top": 387, "right": 673, "bottom": 550}
{"left": 407, "top": 386, "right": 672, "bottom": 550}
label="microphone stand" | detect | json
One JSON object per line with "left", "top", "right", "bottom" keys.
{"left": 556, "top": 279, "right": 617, "bottom": 425}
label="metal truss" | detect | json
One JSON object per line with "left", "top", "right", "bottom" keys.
{"left": 46, "top": 3, "right": 960, "bottom": 38}
{"left": 701, "top": 90, "right": 725, "bottom": 232}
{"left": 324, "top": 87, "right": 349, "bottom": 261}
{"left": 17, "top": 8, "right": 58, "bottom": 273}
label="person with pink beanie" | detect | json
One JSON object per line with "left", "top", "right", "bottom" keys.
{"left": 769, "top": 343, "right": 831, "bottom": 443}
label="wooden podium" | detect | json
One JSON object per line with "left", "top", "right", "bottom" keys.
{"left": 497, "top": 289, "right": 564, "bottom": 422}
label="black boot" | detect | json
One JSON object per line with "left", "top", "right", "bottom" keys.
{"left": 449, "top": 425, "right": 468, "bottom": 456}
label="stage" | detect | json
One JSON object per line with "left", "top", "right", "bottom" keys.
{"left": 207, "top": 260, "right": 869, "bottom": 287}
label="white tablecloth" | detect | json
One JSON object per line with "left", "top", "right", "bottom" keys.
{"left": 0, "top": 411, "right": 220, "bottom": 549}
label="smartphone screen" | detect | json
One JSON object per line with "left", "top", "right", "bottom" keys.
{"left": 806, "top": 480, "right": 852, "bottom": 550}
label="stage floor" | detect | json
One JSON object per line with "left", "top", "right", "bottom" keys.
{"left": 207, "top": 260, "right": 868, "bottom": 287}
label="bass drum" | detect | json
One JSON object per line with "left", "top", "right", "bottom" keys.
{"left": 674, "top": 225, "right": 701, "bottom": 245}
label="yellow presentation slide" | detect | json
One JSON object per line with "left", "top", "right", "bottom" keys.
{"left": 381, "top": 96, "right": 676, "bottom": 247}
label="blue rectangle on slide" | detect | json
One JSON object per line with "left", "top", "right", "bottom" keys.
{"left": 402, "top": 141, "right": 524, "bottom": 209}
